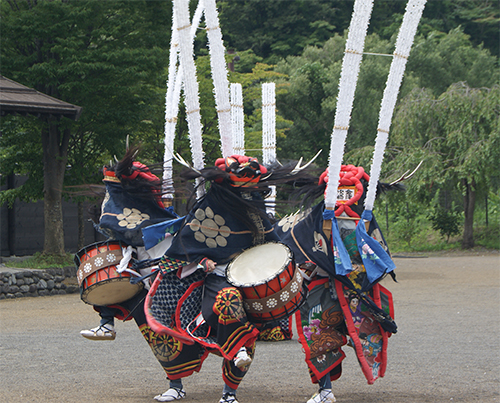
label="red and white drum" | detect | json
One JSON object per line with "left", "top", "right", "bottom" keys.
{"left": 226, "top": 242, "right": 306, "bottom": 323}
{"left": 75, "top": 240, "right": 143, "bottom": 306}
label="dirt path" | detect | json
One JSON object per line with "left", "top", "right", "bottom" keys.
{"left": 1, "top": 252, "right": 499, "bottom": 403}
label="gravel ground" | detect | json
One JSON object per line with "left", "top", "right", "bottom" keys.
{"left": 1, "top": 251, "right": 499, "bottom": 403}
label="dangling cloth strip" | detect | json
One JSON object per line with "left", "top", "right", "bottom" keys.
{"left": 323, "top": 209, "right": 352, "bottom": 276}
{"left": 355, "top": 210, "right": 395, "bottom": 286}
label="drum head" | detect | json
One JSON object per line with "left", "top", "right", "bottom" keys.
{"left": 227, "top": 242, "right": 292, "bottom": 287}
{"left": 82, "top": 279, "right": 143, "bottom": 306}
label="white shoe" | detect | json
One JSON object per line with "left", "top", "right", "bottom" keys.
{"left": 154, "top": 387, "right": 186, "bottom": 401}
{"left": 219, "top": 393, "right": 238, "bottom": 403}
{"left": 80, "top": 324, "right": 116, "bottom": 341}
{"left": 233, "top": 347, "right": 252, "bottom": 368}
{"left": 307, "top": 389, "right": 336, "bottom": 403}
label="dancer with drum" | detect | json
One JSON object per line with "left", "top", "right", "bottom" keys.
{"left": 146, "top": 154, "right": 310, "bottom": 403}
{"left": 76, "top": 147, "right": 193, "bottom": 400}
{"left": 275, "top": 165, "right": 400, "bottom": 403}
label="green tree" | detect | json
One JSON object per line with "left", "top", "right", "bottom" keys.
{"left": 391, "top": 83, "right": 500, "bottom": 248}
{"left": 407, "top": 28, "right": 499, "bottom": 96}
{"left": 273, "top": 33, "right": 417, "bottom": 166}
{"left": 0, "top": 0, "right": 171, "bottom": 255}
{"left": 217, "top": 0, "right": 499, "bottom": 61}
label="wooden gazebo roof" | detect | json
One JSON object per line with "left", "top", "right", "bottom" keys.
{"left": 0, "top": 75, "right": 82, "bottom": 121}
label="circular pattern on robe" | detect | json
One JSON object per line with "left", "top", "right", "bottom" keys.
{"left": 214, "top": 214, "right": 225, "bottom": 226}
{"left": 94, "top": 257, "right": 103, "bottom": 267}
{"left": 194, "top": 209, "right": 205, "bottom": 221}
{"left": 106, "top": 253, "right": 116, "bottom": 263}
{"left": 84, "top": 263, "right": 92, "bottom": 273}
{"left": 219, "top": 226, "right": 231, "bottom": 237}
{"left": 194, "top": 231, "right": 206, "bottom": 243}
{"left": 140, "top": 325, "right": 182, "bottom": 362}
{"left": 215, "top": 235, "right": 227, "bottom": 247}
{"left": 190, "top": 219, "right": 201, "bottom": 231}
{"left": 117, "top": 207, "right": 150, "bottom": 229}
{"left": 201, "top": 219, "right": 219, "bottom": 237}
{"left": 190, "top": 207, "right": 232, "bottom": 248}
{"left": 290, "top": 282, "right": 299, "bottom": 294}
{"left": 206, "top": 238, "right": 217, "bottom": 248}
{"left": 252, "top": 302, "right": 263, "bottom": 311}
{"left": 205, "top": 207, "right": 214, "bottom": 219}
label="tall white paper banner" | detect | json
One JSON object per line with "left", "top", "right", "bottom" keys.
{"left": 204, "top": 0, "right": 233, "bottom": 157}
{"left": 262, "top": 82, "right": 277, "bottom": 214}
{"left": 324, "top": 0, "right": 374, "bottom": 210}
{"left": 162, "top": 9, "right": 181, "bottom": 199}
{"left": 230, "top": 83, "right": 245, "bottom": 155}
{"left": 364, "top": 0, "right": 427, "bottom": 211}
{"left": 163, "top": 1, "right": 205, "bottom": 199}
{"left": 173, "top": 0, "right": 205, "bottom": 198}
{"left": 262, "top": 83, "right": 276, "bottom": 166}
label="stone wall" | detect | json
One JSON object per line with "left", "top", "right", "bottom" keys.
{"left": 0, "top": 267, "right": 79, "bottom": 300}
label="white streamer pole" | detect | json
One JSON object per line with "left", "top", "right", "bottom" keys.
{"left": 230, "top": 83, "right": 245, "bottom": 155}
{"left": 262, "top": 83, "right": 276, "bottom": 166}
{"left": 324, "top": 0, "right": 374, "bottom": 210}
{"left": 163, "top": 1, "right": 205, "bottom": 201}
{"left": 173, "top": 0, "right": 205, "bottom": 198}
{"left": 162, "top": 9, "right": 181, "bottom": 202}
{"left": 204, "top": 0, "right": 233, "bottom": 157}
{"left": 364, "top": 0, "right": 427, "bottom": 212}
{"left": 262, "top": 82, "right": 276, "bottom": 215}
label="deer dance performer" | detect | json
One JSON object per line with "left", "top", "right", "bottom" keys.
{"left": 146, "top": 154, "right": 311, "bottom": 403}
{"left": 275, "top": 165, "right": 401, "bottom": 403}
{"left": 77, "top": 147, "right": 187, "bottom": 400}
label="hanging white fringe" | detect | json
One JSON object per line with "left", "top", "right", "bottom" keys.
{"left": 173, "top": 0, "right": 205, "bottom": 198}
{"left": 162, "top": 9, "right": 181, "bottom": 199}
{"left": 204, "top": 0, "right": 233, "bottom": 157}
{"left": 230, "top": 83, "right": 245, "bottom": 155}
{"left": 325, "top": 0, "right": 374, "bottom": 210}
{"left": 364, "top": 0, "right": 427, "bottom": 212}
{"left": 262, "top": 82, "right": 276, "bottom": 166}
{"left": 164, "top": 1, "right": 205, "bottom": 199}
{"left": 262, "top": 82, "right": 277, "bottom": 215}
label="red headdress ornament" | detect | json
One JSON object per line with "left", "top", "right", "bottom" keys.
{"left": 214, "top": 155, "right": 268, "bottom": 187}
{"left": 319, "top": 165, "right": 370, "bottom": 218}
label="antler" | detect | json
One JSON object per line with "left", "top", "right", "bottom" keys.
{"left": 389, "top": 160, "right": 423, "bottom": 185}
{"left": 290, "top": 149, "right": 322, "bottom": 175}
{"left": 172, "top": 151, "right": 202, "bottom": 175}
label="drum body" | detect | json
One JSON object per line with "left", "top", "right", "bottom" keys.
{"left": 226, "top": 242, "right": 306, "bottom": 322}
{"left": 75, "top": 240, "right": 143, "bottom": 306}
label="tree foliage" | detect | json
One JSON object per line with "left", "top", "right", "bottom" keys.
{"left": 390, "top": 83, "right": 500, "bottom": 248}
{"left": 1, "top": 0, "right": 171, "bottom": 253}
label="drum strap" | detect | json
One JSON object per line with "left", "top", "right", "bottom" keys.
{"left": 244, "top": 268, "right": 304, "bottom": 315}
{"left": 77, "top": 249, "right": 123, "bottom": 286}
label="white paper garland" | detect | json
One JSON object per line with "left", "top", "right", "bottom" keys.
{"left": 163, "top": 1, "right": 205, "bottom": 198}
{"left": 325, "top": 0, "right": 374, "bottom": 210}
{"left": 262, "top": 82, "right": 277, "bottom": 215}
{"left": 262, "top": 82, "right": 276, "bottom": 166}
{"left": 230, "top": 83, "right": 245, "bottom": 155}
{"left": 173, "top": 0, "right": 205, "bottom": 198}
{"left": 364, "top": 0, "right": 427, "bottom": 211}
{"left": 204, "top": 0, "right": 233, "bottom": 157}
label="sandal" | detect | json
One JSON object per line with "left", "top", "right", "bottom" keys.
{"left": 80, "top": 324, "right": 116, "bottom": 341}
{"left": 154, "top": 387, "right": 186, "bottom": 402}
{"left": 219, "top": 393, "right": 239, "bottom": 403}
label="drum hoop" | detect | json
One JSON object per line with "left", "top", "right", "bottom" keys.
{"left": 226, "top": 242, "right": 293, "bottom": 287}
{"left": 74, "top": 240, "right": 127, "bottom": 270}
